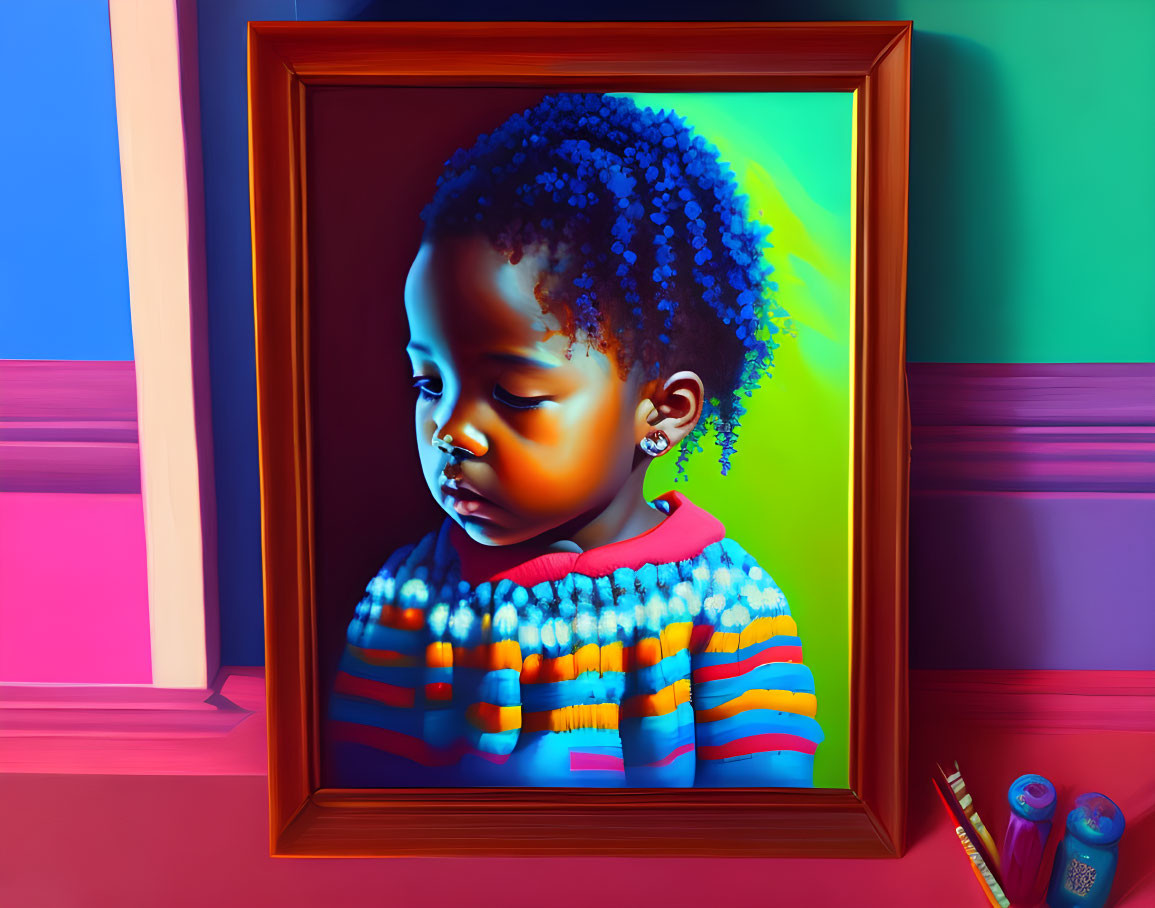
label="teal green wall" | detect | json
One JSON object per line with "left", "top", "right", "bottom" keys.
{"left": 890, "top": 0, "right": 1155, "bottom": 363}
{"left": 278, "top": 0, "right": 1155, "bottom": 364}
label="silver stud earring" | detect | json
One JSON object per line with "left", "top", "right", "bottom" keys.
{"left": 639, "top": 431, "right": 670, "bottom": 457}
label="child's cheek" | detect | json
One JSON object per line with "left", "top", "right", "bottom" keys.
{"left": 498, "top": 408, "right": 563, "bottom": 448}
{"left": 493, "top": 392, "right": 633, "bottom": 515}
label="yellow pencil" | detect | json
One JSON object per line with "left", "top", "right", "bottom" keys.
{"left": 956, "top": 826, "right": 1010, "bottom": 908}
{"left": 947, "top": 762, "right": 1002, "bottom": 875}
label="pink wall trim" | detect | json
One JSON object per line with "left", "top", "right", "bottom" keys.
{"left": 0, "top": 492, "right": 151, "bottom": 683}
{"left": 1, "top": 669, "right": 264, "bottom": 776}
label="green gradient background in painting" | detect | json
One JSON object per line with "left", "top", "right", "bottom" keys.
{"left": 619, "top": 92, "right": 854, "bottom": 790}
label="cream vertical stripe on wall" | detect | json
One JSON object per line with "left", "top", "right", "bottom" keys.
{"left": 109, "top": 0, "right": 219, "bottom": 688}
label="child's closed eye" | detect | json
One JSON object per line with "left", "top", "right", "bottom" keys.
{"left": 412, "top": 375, "right": 443, "bottom": 399}
{"left": 492, "top": 384, "right": 554, "bottom": 410}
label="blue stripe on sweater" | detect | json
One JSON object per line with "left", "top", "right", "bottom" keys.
{"left": 337, "top": 652, "right": 421, "bottom": 687}
{"left": 691, "top": 635, "right": 803, "bottom": 668}
{"left": 692, "top": 662, "right": 816, "bottom": 704}
{"left": 347, "top": 621, "right": 424, "bottom": 652}
{"left": 619, "top": 704, "right": 695, "bottom": 764}
{"left": 629, "top": 649, "right": 691, "bottom": 694}
{"left": 521, "top": 675, "right": 626, "bottom": 711}
{"left": 694, "top": 710, "right": 824, "bottom": 746}
{"left": 695, "top": 750, "right": 815, "bottom": 788}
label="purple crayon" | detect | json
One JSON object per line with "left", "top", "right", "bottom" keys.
{"left": 1003, "top": 774, "right": 1057, "bottom": 905}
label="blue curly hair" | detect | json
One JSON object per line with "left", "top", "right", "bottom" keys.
{"left": 419, "top": 93, "right": 785, "bottom": 474}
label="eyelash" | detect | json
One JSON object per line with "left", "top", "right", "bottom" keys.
{"left": 493, "top": 384, "right": 552, "bottom": 410}
{"left": 411, "top": 377, "right": 551, "bottom": 410}
{"left": 412, "top": 376, "right": 442, "bottom": 400}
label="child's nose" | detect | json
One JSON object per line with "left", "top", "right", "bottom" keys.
{"left": 433, "top": 401, "right": 489, "bottom": 458}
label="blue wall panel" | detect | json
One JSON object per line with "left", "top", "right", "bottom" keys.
{"left": 0, "top": 2, "right": 133, "bottom": 361}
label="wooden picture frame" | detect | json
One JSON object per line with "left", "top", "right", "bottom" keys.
{"left": 250, "top": 20, "right": 910, "bottom": 857}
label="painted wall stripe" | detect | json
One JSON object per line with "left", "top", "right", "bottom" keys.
{"left": 908, "top": 362, "right": 1155, "bottom": 427}
{"left": 911, "top": 426, "right": 1155, "bottom": 492}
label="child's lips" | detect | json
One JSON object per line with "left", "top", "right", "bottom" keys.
{"left": 440, "top": 478, "right": 505, "bottom": 520}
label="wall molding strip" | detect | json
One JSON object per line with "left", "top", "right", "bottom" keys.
{"left": 909, "top": 363, "right": 1155, "bottom": 493}
{"left": 109, "top": 0, "right": 219, "bottom": 689}
{"left": 912, "top": 425, "right": 1155, "bottom": 492}
{"left": 908, "top": 362, "right": 1155, "bottom": 427}
{"left": 4, "top": 668, "right": 1148, "bottom": 774}
{"left": 0, "top": 669, "right": 265, "bottom": 775}
{"left": 0, "top": 360, "right": 140, "bottom": 493}
{"left": 10, "top": 362, "right": 1149, "bottom": 495}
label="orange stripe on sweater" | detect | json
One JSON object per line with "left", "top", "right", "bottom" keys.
{"left": 705, "top": 616, "right": 797, "bottom": 654}
{"left": 376, "top": 605, "right": 425, "bottom": 631}
{"left": 466, "top": 702, "right": 522, "bottom": 733}
{"left": 693, "top": 689, "right": 818, "bottom": 723}
{"left": 621, "top": 679, "right": 692, "bottom": 718}
{"left": 523, "top": 702, "right": 620, "bottom": 733}
{"left": 426, "top": 642, "right": 453, "bottom": 668}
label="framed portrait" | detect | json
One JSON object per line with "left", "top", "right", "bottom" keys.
{"left": 250, "top": 21, "right": 910, "bottom": 857}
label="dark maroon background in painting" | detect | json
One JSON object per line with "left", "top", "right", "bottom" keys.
{"left": 307, "top": 86, "right": 552, "bottom": 743}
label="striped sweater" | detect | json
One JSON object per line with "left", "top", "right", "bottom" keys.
{"left": 327, "top": 491, "right": 823, "bottom": 787}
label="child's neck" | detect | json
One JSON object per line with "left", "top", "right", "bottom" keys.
{"left": 542, "top": 465, "right": 665, "bottom": 554}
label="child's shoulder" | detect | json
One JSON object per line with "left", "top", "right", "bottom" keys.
{"left": 693, "top": 535, "right": 791, "bottom": 619}
{"left": 361, "top": 521, "right": 460, "bottom": 604}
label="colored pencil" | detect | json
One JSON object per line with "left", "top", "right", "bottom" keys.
{"left": 956, "top": 826, "right": 1010, "bottom": 908}
{"left": 944, "top": 761, "right": 1002, "bottom": 875}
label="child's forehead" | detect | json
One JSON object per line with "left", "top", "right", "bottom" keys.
{"left": 405, "top": 235, "right": 567, "bottom": 344}
{"left": 403, "top": 234, "right": 637, "bottom": 384}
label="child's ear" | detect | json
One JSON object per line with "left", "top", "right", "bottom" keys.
{"left": 635, "top": 371, "right": 705, "bottom": 449}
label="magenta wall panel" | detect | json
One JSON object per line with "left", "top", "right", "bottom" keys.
{"left": 0, "top": 360, "right": 151, "bottom": 683}
{"left": 0, "top": 492, "right": 151, "bottom": 683}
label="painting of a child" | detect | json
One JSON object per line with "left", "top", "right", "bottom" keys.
{"left": 327, "top": 92, "right": 824, "bottom": 788}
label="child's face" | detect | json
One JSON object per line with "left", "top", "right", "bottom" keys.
{"left": 404, "top": 235, "right": 647, "bottom": 547}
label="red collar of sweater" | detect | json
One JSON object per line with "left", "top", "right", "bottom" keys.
{"left": 449, "top": 491, "right": 726, "bottom": 587}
